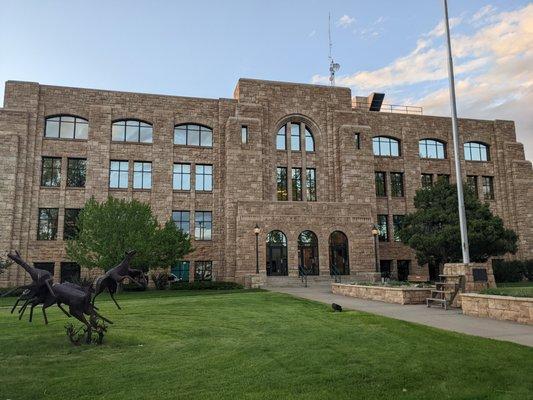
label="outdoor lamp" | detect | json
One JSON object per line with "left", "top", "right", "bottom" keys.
{"left": 254, "top": 224, "right": 260, "bottom": 274}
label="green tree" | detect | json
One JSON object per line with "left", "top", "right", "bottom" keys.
{"left": 398, "top": 180, "right": 517, "bottom": 269}
{"left": 66, "top": 197, "right": 192, "bottom": 271}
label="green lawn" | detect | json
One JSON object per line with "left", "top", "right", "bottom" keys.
{"left": 487, "top": 282, "right": 533, "bottom": 297}
{"left": 1, "top": 290, "right": 532, "bottom": 400}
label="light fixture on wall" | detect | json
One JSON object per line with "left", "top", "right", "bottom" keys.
{"left": 254, "top": 224, "right": 260, "bottom": 274}
{"left": 372, "top": 225, "right": 380, "bottom": 273}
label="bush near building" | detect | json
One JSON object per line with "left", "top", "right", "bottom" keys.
{"left": 492, "top": 259, "right": 533, "bottom": 283}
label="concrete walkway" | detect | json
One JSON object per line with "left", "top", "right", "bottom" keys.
{"left": 268, "top": 284, "right": 533, "bottom": 348}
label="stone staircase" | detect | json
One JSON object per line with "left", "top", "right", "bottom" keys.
{"left": 426, "top": 274, "right": 464, "bottom": 310}
{"left": 264, "top": 275, "right": 343, "bottom": 288}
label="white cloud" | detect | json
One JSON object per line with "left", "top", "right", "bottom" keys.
{"left": 471, "top": 5, "right": 497, "bottom": 23}
{"left": 337, "top": 15, "right": 355, "bottom": 28}
{"left": 426, "top": 16, "right": 463, "bottom": 38}
{"left": 308, "top": 30, "right": 316, "bottom": 38}
{"left": 311, "top": 4, "right": 533, "bottom": 161}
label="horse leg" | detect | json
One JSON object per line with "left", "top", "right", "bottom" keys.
{"left": 57, "top": 303, "right": 71, "bottom": 317}
{"left": 11, "top": 296, "right": 24, "bottom": 314}
{"left": 17, "top": 297, "right": 32, "bottom": 313}
{"left": 109, "top": 292, "right": 121, "bottom": 310}
{"left": 71, "top": 309, "right": 92, "bottom": 344}
{"left": 42, "top": 306, "right": 49, "bottom": 325}
{"left": 94, "top": 310, "right": 113, "bottom": 324}
{"left": 29, "top": 303, "right": 36, "bottom": 322}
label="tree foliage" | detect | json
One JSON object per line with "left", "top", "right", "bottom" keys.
{"left": 398, "top": 180, "right": 518, "bottom": 267}
{"left": 66, "top": 197, "right": 192, "bottom": 271}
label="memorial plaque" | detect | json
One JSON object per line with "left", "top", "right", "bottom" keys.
{"left": 473, "top": 268, "right": 488, "bottom": 282}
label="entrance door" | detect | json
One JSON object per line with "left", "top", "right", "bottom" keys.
{"left": 397, "top": 260, "right": 410, "bottom": 281}
{"left": 329, "top": 231, "right": 349, "bottom": 275}
{"left": 298, "top": 230, "right": 319, "bottom": 275}
{"left": 171, "top": 261, "right": 190, "bottom": 282}
{"left": 380, "top": 260, "right": 392, "bottom": 279}
{"left": 266, "top": 230, "right": 288, "bottom": 276}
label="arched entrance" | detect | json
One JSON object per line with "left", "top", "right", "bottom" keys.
{"left": 266, "top": 230, "right": 288, "bottom": 276}
{"left": 298, "top": 230, "right": 319, "bottom": 276}
{"left": 329, "top": 231, "right": 349, "bottom": 275}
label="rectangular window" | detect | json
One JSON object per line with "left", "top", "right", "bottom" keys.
{"left": 37, "top": 208, "right": 59, "bottom": 240}
{"left": 390, "top": 172, "right": 404, "bottom": 197}
{"left": 397, "top": 260, "right": 410, "bottom": 281}
{"left": 375, "top": 172, "right": 387, "bottom": 197}
{"left": 467, "top": 175, "right": 478, "bottom": 196}
{"left": 482, "top": 176, "right": 494, "bottom": 200}
{"left": 109, "top": 160, "right": 128, "bottom": 189}
{"left": 355, "top": 133, "right": 360, "bottom": 149}
{"left": 173, "top": 163, "right": 191, "bottom": 190}
{"left": 64, "top": 208, "right": 81, "bottom": 240}
{"left": 377, "top": 214, "right": 389, "bottom": 242}
{"left": 290, "top": 123, "right": 300, "bottom": 151}
{"left": 194, "top": 261, "right": 213, "bottom": 281}
{"left": 306, "top": 168, "right": 317, "bottom": 202}
{"left": 241, "top": 126, "right": 248, "bottom": 144}
{"left": 66, "top": 158, "right": 86, "bottom": 188}
{"left": 195, "top": 164, "right": 213, "bottom": 191}
{"left": 393, "top": 215, "right": 405, "bottom": 242}
{"left": 421, "top": 173, "right": 433, "bottom": 188}
{"left": 276, "top": 167, "right": 288, "bottom": 201}
{"left": 172, "top": 210, "right": 190, "bottom": 234}
{"left": 60, "top": 262, "right": 80, "bottom": 283}
{"left": 276, "top": 126, "right": 286, "bottom": 150}
{"left": 41, "top": 157, "right": 61, "bottom": 187}
{"left": 195, "top": 211, "right": 212, "bottom": 240}
{"left": 291, "top": 168, "right": 302, "bottom": 201}
{"left": 33, "top": 262, "right": 55, "bottom": 275}
{"left": 133, "top": 161, "right": 152, "bottom": 189}
{"left": 437, "top": 174, "right": 450, "bottom": 184}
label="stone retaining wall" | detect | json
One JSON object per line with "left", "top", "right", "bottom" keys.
{"left": 331, "top": 283, "right": 432, "bottom": 305}
{"left": 461, "top": 293, "right": 533, "bottom": 325}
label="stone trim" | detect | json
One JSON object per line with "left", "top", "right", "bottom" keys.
{"left": 461, "top": 293, "right": 533, "bottom": 325}
{"left": 332, "top": 283, "right": 432, "bottom": 305}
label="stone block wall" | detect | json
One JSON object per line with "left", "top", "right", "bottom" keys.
{"left": 331, "top": 283, "right": 432, "bottom": 305}
{"left": 461, "top": 293, "right": 533, "bottom": 324}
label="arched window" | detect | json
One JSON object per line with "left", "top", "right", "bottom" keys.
{"left": 112, "top": 119, "right": 152, "bottom": 143}
{"left": 329, "top": 231, "right": 349, "bottom": 275}
{"left": 298, "top": 231, "right": 319, "bottom": 276}
{"left": 419, "top": 139, "right": 446, "bottom": 159}
{"left": 276, "top": 122, "right": 315, "bottom": 152}
{"left": 464, "top": 141, "right": 489, "bottom": 161}
{"left": 174, "top": 124, "right": 212, "bottom": 147}
{"left": 45, "top": 115, "right": 88, "bottom": 139}
{"left": 266, "top": 230, "right": 288, "bottom": 276}
{"left": 305, "top": 128, "right": 315, "bottom": 152}
{"left": 373, "top": 136, "right": 400, "bottom": 157}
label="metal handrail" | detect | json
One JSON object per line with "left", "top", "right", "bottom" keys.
{"left": 330, "top": 265, "right": 342, "bottom": 283}
{"left": 298, "top": 265, "right": 308, "bottom": 288}
{"left": 352, "top": 101, "right": 423, "bottom": 115}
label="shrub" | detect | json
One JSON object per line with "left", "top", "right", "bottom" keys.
{"left": 481, "top": 287, "right": 533, "bottom": 298}
{"left": 151, "top": 272, "right": 170, "bottom": 290}
{"left": 169, "top": 281, "right": 244, "bottom": 290}
{"left": 492, "top": 260, "right": 533, "bottom": 283}
{"left": 122, "top": 282, "right": 147, "bottom": 292}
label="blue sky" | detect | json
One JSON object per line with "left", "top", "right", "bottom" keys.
{"left": 1, "top": 0, "right": 531, "bottom": 159}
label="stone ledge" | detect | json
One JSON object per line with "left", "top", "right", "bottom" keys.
{"left": 332, "top": 283, "right": 432, "bottom": 305}
{"left": 461, "top": 293, "right": 533, "bottom": 325}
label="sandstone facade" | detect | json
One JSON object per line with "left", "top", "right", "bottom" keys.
{"left": 0, "top": 78, "right": 532, "bottom": 287}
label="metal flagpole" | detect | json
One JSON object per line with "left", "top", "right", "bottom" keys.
{"left": 443, "top": 0, "right": 470, "bottom": 263}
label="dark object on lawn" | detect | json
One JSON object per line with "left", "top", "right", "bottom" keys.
{"left": 92, "top": 250, "right": 145, "bottom": 309}
{"left": 332, "top": 303, "right": 343, "bottom": 312}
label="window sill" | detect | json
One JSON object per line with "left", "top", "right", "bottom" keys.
{"left": 132, "top": 188, "right": 152, "bottom": 192}
{"left": 420, "top": 157, "right": 447, "bottom": 161}
{"left": 43, "top": 137, "right": 88, "bottom": 142}
{"left": 465, "top": 160, "right": 491, "bottom": 163}
{"left": 111, "top": 140, "right": 153, "bottom": 146}
{"left": 196, "top": 190, "right": 213, "bottom": 193}
{"left": 173, "top": 144, "right": 213, "bottom": 149}
{"left": 40, "top": 185, "right": 60, "bottom": 190}
{"left": 109, "top": 187, "right": 129, "bottom": 191}
{"left": 173, "top": 189, "right": 191, "bottom": 193}
{"left": 66, "top": 186, "right": 85, "bottom": 190}
{"left": 374, "top": 155, "right": 402, "bottom": 159}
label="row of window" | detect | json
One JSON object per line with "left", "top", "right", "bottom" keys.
{"left": 37, "top": 208, "right": 213, "bottom": 241}
{"left": 41, "top": 157, "right": 87, "bottom": 188}
{"left": 375, "top": 172, "right": 404, "bottom": 197}
{"left": 377, "top": 214, "right": 405, "bottom": 242}
{"left": 467, "top": 175, "right": 495, "bottom": 200}
{"left": 371, "top": 136, "right": 490, "bottom": 161}
{"left": 276, "top": 167, "right": 317, "bottom": 201}
{"left": 276, "top": 123, "right": 315, "bottom": 152}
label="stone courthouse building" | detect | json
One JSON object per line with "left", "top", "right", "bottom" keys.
{"left": 0, "top": 78, "right": 532, "bottom": 287}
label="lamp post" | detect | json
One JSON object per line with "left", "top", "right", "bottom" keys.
{"left": 372, "top": 225, "right": 380, "bottom": 273}
{"left": 253, "top": 224, "right": 260, "bottom": 274}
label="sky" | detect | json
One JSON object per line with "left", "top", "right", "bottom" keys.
{"left": 1, "top": 0, "right": 531, "bottom": 160}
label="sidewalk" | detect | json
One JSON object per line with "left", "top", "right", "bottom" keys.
{"left": 268, "top": 284, "right": 533, "bottom": 347}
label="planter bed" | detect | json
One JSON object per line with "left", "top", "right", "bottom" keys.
{"left": 331, "top": 283, "right": 433, "bottom": 305}
{"left": 461, "top": 293, "right": 533, "bottom": 325}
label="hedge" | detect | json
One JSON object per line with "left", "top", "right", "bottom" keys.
{"left": 492, "top": 259, "right": 533, "bottom": 283}
{"left": 169, "top": 281, "right": 244, "bottom": 290}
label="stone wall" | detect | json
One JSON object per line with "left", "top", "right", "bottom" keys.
{"left": 331, "top": 283, "right": 432, "bottom": 305}
{"left": 461, "top": 293, "right": 533, "bottom": 325}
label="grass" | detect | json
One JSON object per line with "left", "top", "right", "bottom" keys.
{"left": 1, "top": 290, "right": 532, "bottom": 400}
{"left": 483, "top": 282, "right": 533, "bottom": 298}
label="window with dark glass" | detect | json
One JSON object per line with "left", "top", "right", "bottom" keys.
{"left": 276, "top": 125, "right": 286, "bottom": 150}
{"left": 173, "top": 163, "right": 191, "bottom": 190}
{"left": 67, "top": 158, "right": 86, "bottom": 187}
{"left": 194, "top": 261, "right": 213, "bottom": 281}
{"left": 109, "top": 160, "right": 128, "bottom": 189}
{"left": 37, "top": 208, "right": 58, "bottom": 240}
{"left": 33, "top": 262, "right": 54, "bottom": 275}
{"left": 195, "top": 164, "right": 213, "bottom": 191}
{"left": 467, "top": 175, "right": 478, "bottom": 196}
{"left": 354, "top": 133, "right": 360, "bottom": 149}
{"left": 375, "top": 172, "right": 387, "bottom": 197}
{"left": 372, "top": 136, "right": 400, "bottom": 157}
{"left": 298, "top": 231, "right": 319, "bottom": 275}
{"left": 195, "top": 211, "right": 212, "bottom": 240}
{"left": 133, "top": 161, "right": 152, "bottom": 189}
{"left": 419, "top": 139, "right": 446, "bottom": 159}
{"left": 421, "top": 173, "right": 433, "bottom": 188}
{"left": 41, "top": 157, "right": 61, "bottom": 187}
{"left": 266, "top": 230, "right": 288, "bottom": 276}
{"left": 397, "top": 260, "right": 410, "bottom": 281}
{"left": 377, "top": 214, "right": 389, "bottom": 242}
{"left": 112, "top": 120, "right": 153, "bottom": 143}
{"left": 174, "top": 124, "right": 212, "bottom": 147}
{"left": 464, "top": 142, "right": 489, "bottom": 161}
{"left": 172, "top": 210, "right": 190, "bottom": 234}
{"left": 290, "top": 123, "right": 301, "bottom": 151}
{"left": 241, "top": 126, "right": 248, "bottom": 144}
{"left": 304, "top": 128, "right": 315, "bottom": 152}
{"left": 437, "top": 174, "right": 450, "bottom": 184}
{"left": 329, "top": 231, "right": 350, "bottom": 275}
{"left": 64, "top": 208, "right": 81, "bottom": 240}
{"left": 482, "top": 176, "right": 494, "bottom": 200}
{"left": 276, "top": 167, "right": 288, "bottom": 201}
{"left": 393, "top": 215, "right": 405, "bottom": 242}
{"left": 45, "top": 115, "right": 88, "bottom": 139}
{"left": 291, "top": 168, "right": 302, "bottom": 201}
{"left": 390, "top": 172, "right": 404, "bottom": 197}
{"left": 306, "top": 168, "right": 317, "bottom": 202}
{"left": 60, "top": 262, "right": 80, "bottom": 283}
